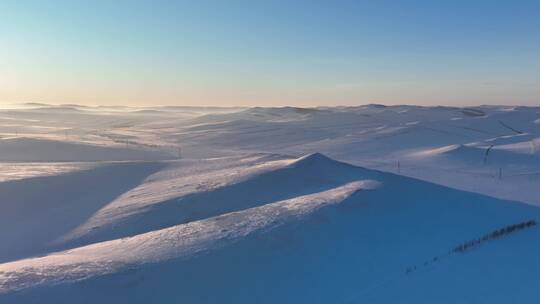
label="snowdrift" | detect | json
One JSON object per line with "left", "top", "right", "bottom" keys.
{"left": 409, "top": 142, "right": 540, "bottom": 167}
{"left": 0, "top": 161, "right": 166, "bottom": 262}
{"left": 0, "top": 138, "right": 173, "bottom": 161}
{"left": 1, "top": 153, "right": 539, "bottom": 303}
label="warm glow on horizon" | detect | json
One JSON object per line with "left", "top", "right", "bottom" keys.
{"left": 1, "top": 0, "right": 539, "bottom": 107}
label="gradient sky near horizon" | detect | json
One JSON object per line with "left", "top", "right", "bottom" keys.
{"left": 1, "top": 0, "right": 539, "bottom": 107}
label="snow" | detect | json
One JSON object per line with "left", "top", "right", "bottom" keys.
{"left": 0, "top": 181, "right": 369, "bottom": 293}
{"left": 0, "top": 138, "right": 173, "bottom": 161}
{"left": 0, "top": 161, "right": 165, "bottom": 263}
{"left": 0, "top": 103, "right": 539, "bottom": 303}
{"left": 0, "top": 162, "right": 95, "bottom": 182}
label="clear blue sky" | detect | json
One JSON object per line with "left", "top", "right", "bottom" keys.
{"left": 1, "top": 0, "right": 539, "bottom": 106}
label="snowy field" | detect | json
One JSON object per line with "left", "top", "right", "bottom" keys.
{"left": 0, "top": 103, "right": 539, "bottom": 303}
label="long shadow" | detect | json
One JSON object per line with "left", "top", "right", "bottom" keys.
{"left": 8, "top": 171, "right": 540, "bottom": 303}
{"left": 0, "top": 162, "right": 165, "bottom": 263}
{"left": 68, "top": 155, "right": 383, "bottom": 247}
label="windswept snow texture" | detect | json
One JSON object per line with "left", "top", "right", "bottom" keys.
{"left": 0, "top": 138, "right": 173, "bottom": 161}
{"left": 0, "top": 104, "right": 540, "bottom": 303}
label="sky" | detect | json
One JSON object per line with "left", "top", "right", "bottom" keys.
{"left": 1, "top": 0, "right": 539, "bottom": 107}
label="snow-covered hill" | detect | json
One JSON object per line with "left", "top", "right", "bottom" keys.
{"left": 1, "top": 153, "right": 539, "bottom": 303}
{"left": 0, "top": 138, "right": 174, "bottom": 161}
{"left": 0, "top": 103, "right": 539, "bottom": 303}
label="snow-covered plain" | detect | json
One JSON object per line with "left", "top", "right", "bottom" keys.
{"left": 0, "top": 103, "right": 539, "bottom": 303}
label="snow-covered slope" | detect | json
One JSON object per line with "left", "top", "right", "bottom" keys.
{"left": 149, "top": 104, "right": 540, "bottom": 204}
{"left": 0, "top": 138, "right": 173, "bottom": 161}
{"left": 0, "top": 162, "right": 96, "bottom": 182}
{"left": 1, "top": 103, "right": 539, "bottom": 303}
{"left": 0, "top": 161, "right": 166, "bottom": 262}
{"left": 408, "top": 142, "right": 539, "bottom": 168}
{"left": 1, "top": 153, "right": 539, "bottom": 303}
